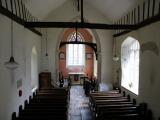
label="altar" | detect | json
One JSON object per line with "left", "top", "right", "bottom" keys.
{"left": 68, "top": 72, "right": 84, "bottom": 85}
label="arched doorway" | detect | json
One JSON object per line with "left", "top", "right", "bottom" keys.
{"left": 31, "top": 47, "right": 38, "bottom": 91}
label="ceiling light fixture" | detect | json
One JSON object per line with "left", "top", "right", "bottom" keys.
{"left": 75, "top": 21, "right": 78, "bottom": 42}
{"left": 45, "top": 28, "right": 48, "bottom": 56}
{"left": 4, "top": 20, "right": 19, "bottom": 70}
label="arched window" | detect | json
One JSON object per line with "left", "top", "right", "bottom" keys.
{"left": 67, "top": 32, "right": 85, "bottom": 66}
{"left": 31, "top": 47, "right": 38, "bottom": 91}
{"left": 121, "top": 37, "right": 140, "bottom": 95}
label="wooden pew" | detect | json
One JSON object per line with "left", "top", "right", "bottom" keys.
{"left": 96, "top": 104, "right": 147, "bottom": 120}
{"left": 91, "top": 99, "right": 131, "bottom": 111}
{"left": 89, "top": 90, "right": 148, "bottom": 120}
{"left": 98, "top": 113, "right": 141, "bottom": 120}
{"left": 95, "top": 104, "right": 138, "bottom": 115}
{"left": 89, "top": 91, "right": 127, "bottom": 110}
{"left": 15, "top": 116, "right": 67, "bottom": 120}
{"left": 19, "top": 110, "right": 67, "bottom": 116}
{"left": 90, "top": 90, "right": 120, "bottom": 94}
{"left": 14, "top": 88, "right": 68, "bottom": 120}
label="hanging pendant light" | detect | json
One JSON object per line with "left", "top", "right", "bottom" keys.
{"left": 4, "top": 20, "right": 19, "bottom": 70}
{"left": 75, "top": 27, "right": 78, "bottom": 42}
{"left": 113, "top": 38, "right": 119, "bottom": 62}
{"left": 75, "top": 21, "right": 78, "bottom": 42}
{"left": 45, "top": 29, "right": 48, "bottom": 56}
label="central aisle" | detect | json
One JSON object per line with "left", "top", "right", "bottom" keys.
{"left": 68, "top": 86, "right": 92, "bottom": 120}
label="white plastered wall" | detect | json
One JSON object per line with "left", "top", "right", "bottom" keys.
{"left": 114, "top": 21, "right": 160, "bottom": 120}
{"left": 0, "top": 14, "right": 41, "bottom": 120}
{"left": 40, "top": 0, "right": 113, "bottom": 85}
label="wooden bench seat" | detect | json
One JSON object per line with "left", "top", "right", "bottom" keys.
{"left": 89, "top": 96, "right": 128, "bottom": 104}
{"left": 19, "top": 111, "right": 67, "bottom": 116}
{"left": 15, "top": 116, "right": 67, "bottom": 120}
{"left": 89, "top": 90, "right": 148, "bottom": 120}
{"left": 96, "top": 104, "right": 136, "bottom": 111}
{"left": 22, "top": 108, "right": 67, "bottom": 112}
{"left": 29, "top": 102, "right": 67, "bottom": 106}
{"left": 91, "top": 99, "right": 130, "bottom": 108}
{"left": 25, "top": 105, "right": 67, "bottom": 109}
{"left": 98, "top": 113, "right": 141, "bottom": 120}
{"left": 30, "top": 98, "right": 67, "bottom": 103}
{"left": 91, "top": 101, "right": 134, "bottom": 112}
{"left": 90, "top": 95, "right": 124, "bottom": 99}
{"left": 38, "top": 89, "right": 68, "bottom": 93}
{"left": 13, "top": 88, "right": 68, "bottom": 120}
{"left": 34, "top": 95, "right": 67, "bottom": 99}
{"left": 90, "top": 90, "right": 120, "bottom": 94}
{"left": 96, "top": 106, "right": 139, "bottom": 114}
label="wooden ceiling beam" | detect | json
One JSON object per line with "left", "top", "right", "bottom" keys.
{"left": 81, "top": 0, "right": 84, "bottom": 23}
{"left": 25, "top": 22, "right": 137, "bottom": 30}
{"left": 77, "top": 0, "right": 80, "bottom": 11}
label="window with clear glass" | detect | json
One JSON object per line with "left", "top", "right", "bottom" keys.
{"left": 121, "top": 37, "right": 140, "bottom": 95}
{"left": 67, "top": 32, "right": 85, "bottom": 66}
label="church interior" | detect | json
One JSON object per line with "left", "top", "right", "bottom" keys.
{"left": 0, "top": 0, "right": 160, "bottom": 120}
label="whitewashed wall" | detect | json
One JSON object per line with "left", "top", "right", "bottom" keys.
{"left": 0, "top": 14, "right": 41, "bottom": 120}
{"left": 114, "top": 22, "right": 160, "bottom": 120}
{"left": 41, "top": 0, "right": 113, "bottom": 85}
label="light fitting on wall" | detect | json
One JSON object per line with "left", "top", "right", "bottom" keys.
{"left": 45, "top": 29, "right": 48, "bottom": 56}
{"left": 113, "top": 38, "right": 119, "bottom": 62}
{"left": 4, "top": 20, "right": 19, "bottom": 70}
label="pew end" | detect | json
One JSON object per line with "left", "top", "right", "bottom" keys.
{"left": 127, "top": 94, "right": 131, "bottom": 101}
{"left": 24, "top": 100, "right": 28, "bottom": 107}
{"left": 12, "top": 112, "right": 16, "bottom": 120}
{"left": 33, "top": 92, "right": 36, "bottom": 98}
{"left": 123, "top": 91, "right": 126, "bottom": 97}
{"left": 29, "top": 96, "right": 32, "bottom": 103}
{"left": 133, "top": 99, "right": 137, "bottom": 105}
{"left": 146, "top": 109, "right": 153, "bottom": 120}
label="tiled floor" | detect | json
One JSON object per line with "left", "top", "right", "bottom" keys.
{"left": 68, "top": 85, "right": 92, "bottom": 120}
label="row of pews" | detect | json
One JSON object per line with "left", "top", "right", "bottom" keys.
{"left": 12, "top": 88, "right": 68, "bottom": 120}
{"left": 89, "top": 89, "right": 152, "bottom": 120}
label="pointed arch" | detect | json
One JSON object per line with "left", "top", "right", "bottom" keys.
{"left": 55, "top": 16, "right": 102, "bottom": 84}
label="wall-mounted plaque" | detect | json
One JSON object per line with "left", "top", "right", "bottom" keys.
{"left": 86, "top": 53, "right": 93, "bottom": 59}
{"left": 59, "top": 52, "right": 65, "bottom": 60}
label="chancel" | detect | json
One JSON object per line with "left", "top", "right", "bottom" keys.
{"left": 0, "top": 0, "right": 160, "bottom": 120}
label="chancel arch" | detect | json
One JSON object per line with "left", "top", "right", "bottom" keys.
{"left": 58, "top": 28, "right": 96, "bottom": 85}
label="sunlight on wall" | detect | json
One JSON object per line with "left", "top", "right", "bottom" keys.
{"left": 31, "top": 47, "right": 38, "bottom": 91}
{"left": 121, "top": 36, "right": 140, "bottom": 95}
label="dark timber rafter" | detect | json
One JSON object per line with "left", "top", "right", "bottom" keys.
{"left": 25, "top": 22, "right": 136, "bottom": 30}
{"left": 0, "top": 5, "right": 41, "bottom": 36}
{"left": 114, "top": 0, "right": 160, "bottom": 37}
{"left": 0, "top": 0, "right": 41, "bottom": 36}
{"left": 77, "top": 0, "right": 80, "bottom": 11}
{"left": 81, "top": 0, "right": 84, "bottom": 23}
{"left": 1, "top": 0, "right": 160, "bottom": 37}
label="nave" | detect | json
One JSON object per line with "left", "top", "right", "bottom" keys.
{"left": 68, "top": 85, "right": 92, "bottom": 120}
{"left": 11, "top": 84, "right": 152, "bottom": 120}
{"left": 1, "top": 0, "right": 160, "bottom": 120}
{"left": 11, "top": 85, "right": 93, "bottom": 120}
